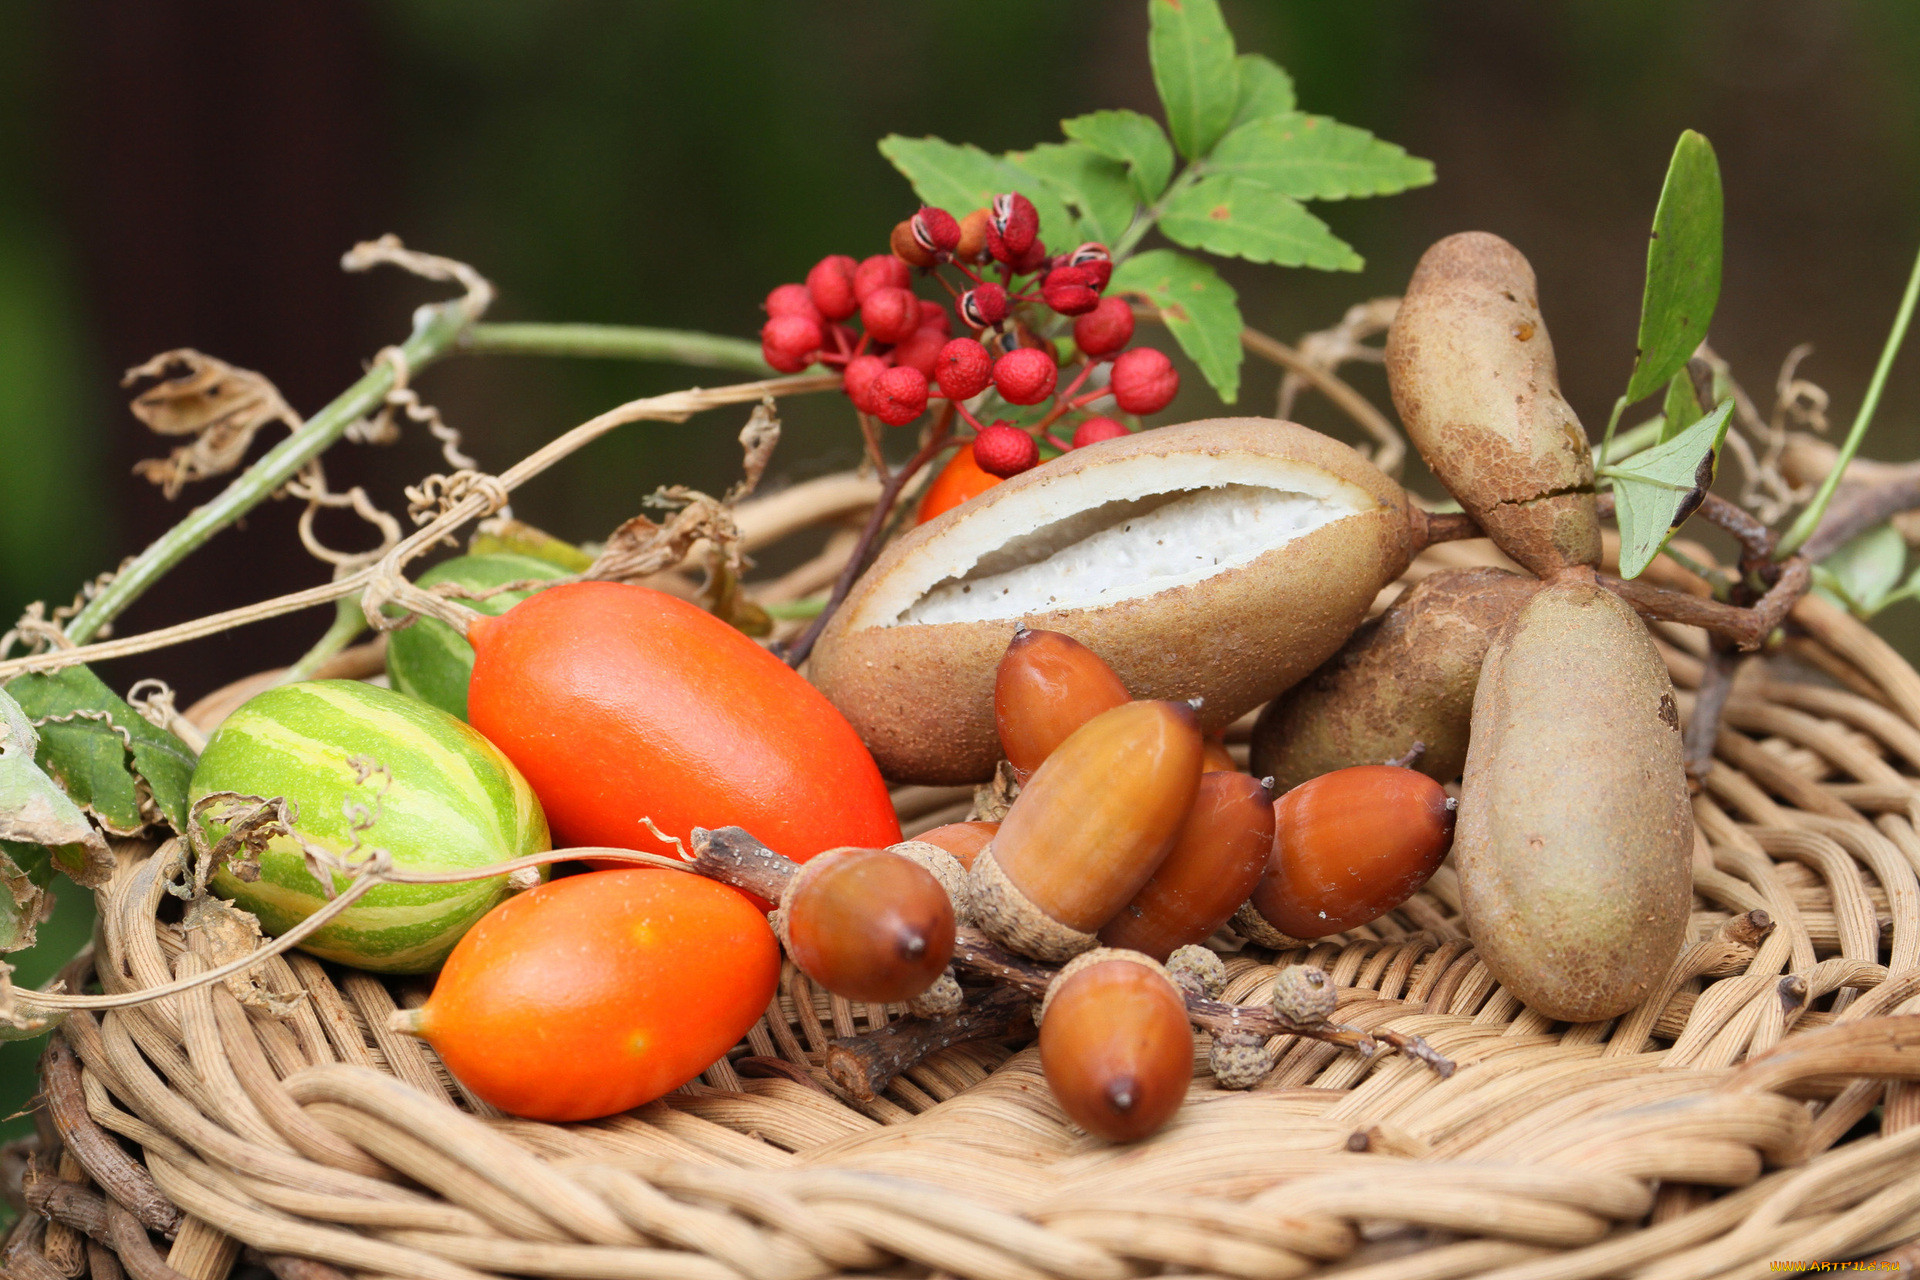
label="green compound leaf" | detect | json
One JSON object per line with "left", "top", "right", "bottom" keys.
{"left": 1207, "top": 112, "right": 1436, "bottom": 202}
{"left": 5, "top": 664, "right": 197, "bottom": 845}
{"left": 878, "top": 136, "right": 1076, "bottom": 249}
{"left": 1061, "top": 110, "right": 1176, "bottom": 205}
{"left": 1230, "top": 54, "right": 1297, "bottom": 131}
{"left": 1110, "top": 248, "right": 1244, "bottom": 404}
{"left": 1007, "top": 142, "right": 1138, "bottom": 247}
{"left": 1607, "top": 398, "right": 1733, "bottom": 580}
{"left": 1625, "top": 130, "right": 1723, "bottom": 405}
{"left": 1659, "top": 368, "right": 1704, "bottom": 444}
{"left": 1148, "top": 0, "right": 1240, "bottom": 160}
{"left": 1813, "top": 524, "right": 1908, "bottom": 617}
{"left": 1160, "top": 174, "right": 1362, "bottom": 271}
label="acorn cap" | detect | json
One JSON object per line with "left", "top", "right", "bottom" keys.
{"left": 1038, "top": 947, "right": 1174, "bottom": 1025}
{"left": 968, "top": 844, "right": 1100, "bottom": 963}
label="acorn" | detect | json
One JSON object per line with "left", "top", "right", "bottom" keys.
{"left": 1247, "top": 765, "right": 1454, "bottom": 939}
{"left": 1200, "top": 735, "right": 1238, "bottom": 774}
{"left": 995, "top": 626, "right": 1131, "bottom": 783}
{"left": 1097, "top": 771, "right": 1275, "bottom": 960}
{"left": 1038, "top": 949, "right": 1193, "bottom": 1143}
{"left": 969, "top": 700, "right": 1203, "bottom": 961}
{"left": 778, "top": 847, "right": 956, "bottom": 1003}
{"left": 911, "top": 821, "right": 998, "bottom": 869}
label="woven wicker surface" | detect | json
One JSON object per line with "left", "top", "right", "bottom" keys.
{"left": 12, "top": 541, "right": 1920, "bottom": 1280}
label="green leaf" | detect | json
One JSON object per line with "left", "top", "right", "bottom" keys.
{"left": 877, "top": 136, "right": 1077, "bottom": 248}
{"left": 0, "top": 686, "right": 101, "bottom": 932}
{"left": 1109, "top": 248, "right": 1243, "bottom": 403}
{"left": 5, "top": 665, "right": 197, "bottom": 842}
{"left": 1230, "top": 53, "right": 1296, "bottom": 130}
{"left": 1207, "top": 113, "right": 1436, "bottom": 201}
{"left": 1625, "top": 130, "right": 1723, "bottom": 404}
{"left": 1659, "top": 368, "right": 1703, "bottom": 444}
{"left": 1160, "top": 174, "right": 1363, "bottom": 271}
{"left": 1148, "top": 0, "right": 1239, "bottom": 160}
{"left": 1006, "top": 142, "right": 1138, "bottom": 247}
{"left": 1606, "top": 399, "right": 1733, "bottom": 580}
{"left": 1818, "top": 524, "right": 1908, "bottom": 616}
{"left": 1061, "top": 110, "right": 1176, "bottom": 205}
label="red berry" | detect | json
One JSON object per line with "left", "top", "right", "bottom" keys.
{"left": 1111, "top": 346, "right": 1180, "bottom": 415}
{"left": 890, "top": 326, "right": 948, "bottom": 379}
{"left": 911, "top": 207, "right": 962, "bottom": 256}
{"left": 972, "top": 423, "right": 1040, "bottom": 478}
{"left": 987, "top": 193, "right": 1039, "bottom": 262}
{"left": 994, "top": 347, "right": 1058, "bottom": 406}
{"left": 842, "top": 354, "right": 891, "bottom": 414}
{"left": 764, "top": 283, "right": 821, "bottom": 323}
{"left": 861, "top": 286, "right": 921, "bottom": 345}
{"left": 872, "top": 366, "right": 930, "bottom": 427}
{"left": 1073, "top": 296, "right": 1135, "bottom": 357}
{"left": 760, "top": 315, "right": 822, "bottom": 373}
{"left": 1067, "top": 243, "right": 1113, "bottom": 291}
{"left": 917, "top": 299, "right": 952, "bottom": 335}
{"left": 959, "top": 283, "right": 1009, "bottom": 330}
{"left": 935, "top": 338, "right": 993, "bottom": 400}
{"left": 1072, "top": 416, "right": 1130, "bottom": 448}
{"left": 1013, "top": 237, "right": 1050, "bottom": 276}
{"left": 1041, "top": 265, "right": 1101, "bottom": 317}
{"left": 853, "top": 254, "right": 911, "bottom": 304}
{"left": 807, "top": 255, "right": 859, "bottom": 321}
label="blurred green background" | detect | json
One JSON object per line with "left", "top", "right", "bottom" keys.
{"left": 0, "top": 0, "right": 1917, "bottom": 1151}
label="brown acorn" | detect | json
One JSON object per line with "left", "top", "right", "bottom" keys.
{"left": 912, "top": 820, "right": 999, "bottom": 869}
{"left": 1039, "top": 950, "right": 1193, "bottom": 1143}
{"left": 969, "top": 700, "right": 1203, "bottom": 961}
{"left": 995, "top": 626, "right": 1131, "bottom": 782}
{"left": 781, "top": 847, "right": 955, "bottom": 1003}
{"left": 1098, "top": 772, "right": 1275, "bottom": 960}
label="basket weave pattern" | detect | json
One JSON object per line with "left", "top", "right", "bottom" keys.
{"left": 14, "top": 544, "right": 1920, "bottom": 1280}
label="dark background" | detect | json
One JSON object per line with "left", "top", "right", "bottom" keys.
{"left": 0, "top": 0, "right": 1917, "bottom": 1138}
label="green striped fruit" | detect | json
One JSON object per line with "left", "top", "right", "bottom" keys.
{"left": 189, "top": 680, "right": 551, "bottom": 973}
{"left": 386, "top": 553, "right": 569, "bottom": 720}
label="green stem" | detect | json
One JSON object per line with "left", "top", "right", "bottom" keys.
{"left": 762, "top": 596, "right": 826, "bottom": 621}
{"left": 1595, "top": 395, "right": 1629, "bottom": 477}
{"left": 1598, "top": 414, "right": 1666, "bottom": 467}
{"left": 279, "top": 596, "right": 368, "bottom": 684}
{"left": 1110, "top": 163, "right": 1203, "bottom": 261}
{"left": 461, "top": 323, "right": 770, "bottom": 373}
{"left": 1777, "top": 241, "right": 1920, "bottom": 559}
{"left": 66, "top": 300, "right": 474, "bottom": 646}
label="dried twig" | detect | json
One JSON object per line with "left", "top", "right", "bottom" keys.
{"left": 825, "top": 986, "right": 1033, "bottom": 1100}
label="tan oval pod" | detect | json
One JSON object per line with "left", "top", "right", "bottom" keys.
{"left": 1250, "top": 567, "right": 1539, "bottom": 789}
{"left": 809, "top": 419, "right": 1415, "bottom": 784}
{"left": 1456, "top": 578, "right": 1691, "bottom": 1022}
{"left": 1385, "top": 232, "right": 1600, "bottom": 577}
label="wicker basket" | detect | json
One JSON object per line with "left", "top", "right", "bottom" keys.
{"left": 10, "top": 539, "right": 1920, "bottom": 1280}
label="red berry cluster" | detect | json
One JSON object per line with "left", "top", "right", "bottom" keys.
{"left": 758, "top": 193, "right": 1182, "bottom": 479}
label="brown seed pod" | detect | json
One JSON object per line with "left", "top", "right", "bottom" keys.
{"left": 1039, "top": 951, "right": 1193, "bottom": 1143}
{"left": 1097, "top": 771, "right": 1276, "bottom": 960}
{"left": 1250, "top": 567, "right": 1539, "bottom": 790}
{"left": 969, "top": 700, "right": 1202, "bottom": 961}
{"left": 1385, "top": 232, "right": 1599, "bottom": 577}
{"left": 890, "top": 219, "right": 937, "bottom": 269}
{"left": 1456, "top": 578, "right": 1692, "bottom": 1022}
{"left": 1271, "top": 964, "right": 1338, "bottom": 1024}
{"left": 809, "top": 419, "right": 1415, "bottom": 784}
{"left": 995, "top": 626, "right": 1131, "bottom": 782}
{"left": 1248, "top": 765, "right": 1455, "bottom": 939}
{"left": 955, "top": 208, "right": 992, "bottom": 264}
{"left": 1207, "top": 1028, "right": 1272, "bottom": 1090}
{"left": 1165, "top": 943, "right": 1227, "bottom": 998}
{"left": 781, "top": 847, "right": 956, "bottom": 1003}
{"left": 912, "top": 821, "right": 998, "bottom": 869}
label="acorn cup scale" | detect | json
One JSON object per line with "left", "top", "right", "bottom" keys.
{"left": 969, "top": 699, "right": 1204, "bottom": 961}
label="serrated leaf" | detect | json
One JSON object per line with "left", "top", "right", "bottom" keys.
{"left": 1207, "top": 112, "right": 1436, "bottom": 201}
{"left": 1625, "top": 130, "right": 1723, "bottom": 404}
{"left": 1160, "top": 174, "right": 1363, "bottom": 271}
{"left": 1148, "top": 0, "right": 1239, "bottom": 160}
{"left": 6, "top": 665, "right": 197, "bottom": 844}
{"left": 0, "top": 687, "right": 102, "bottom": 923}
{"left": 1819, "top": 524, "right": 1907, "bottom": 616}
{"left": 1006, "top": 142, "right": 1138, "bottom": 247}
{"left": 1659, "top": 368, "right": 1703, "bottom": 444}
{"left": 1062, "top": 110, "right": 1176, "bottom": 205}
{"left": 1608, "top": 399, "right": 1733, "bottom": 579}
{"left": 877, "top": 136, "right": 1077, "bottom": 249}
{"left": 1109, "top": 249, "right": 1243, "bottom": 403}
{"left": 1230, "top": 53, "right": 1296, "bottom": 130}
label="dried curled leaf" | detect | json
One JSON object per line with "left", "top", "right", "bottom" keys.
{"left": 180, "top": 894, "right": 300, "bottom": 1016}
{"left": 124, "top": 349, "right": 302, "bottom": 499}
